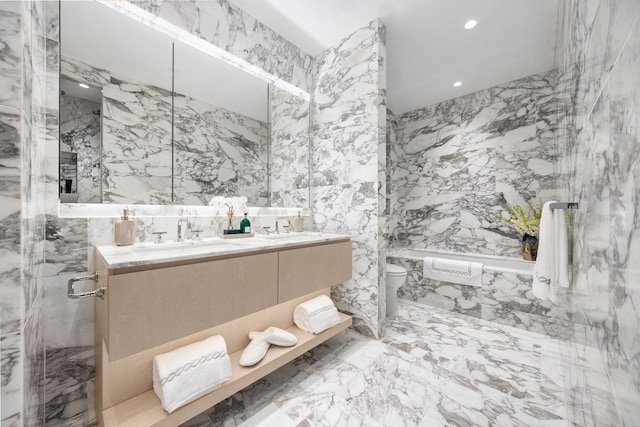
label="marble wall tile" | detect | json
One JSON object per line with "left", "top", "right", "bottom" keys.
{"left": 558, "top": 0, "right": 640, "bottom": 424}
{"left": 0, "top": 110, "right": 23, "bottom": 337}
{"left": 173, "top": 95, "right": 268, "bottom": 206}
{"left": 389, "top": 70, "right": 564, "bottom": 257}
{"left": 269, "top": 85, "right": 310, "bottom": 208}
{"left": 1, "top": 333, "right": 22, "bottom": 427}
{"left": 59, "top": 94, "right": 101, "bottom": 204}
{"left": 0, "top": 2, "right": 26, "bottom": 423}
{"left": 310, "top": 19, "right": 386, "bottom": 338}
{"left": 133, "top": 0, "right": 313, "bottom": 93}
{"left": 44, "top": 346, "right": 95, "bottom": 426}
{"left": 24, "top": 295, "right": 44, "bottom": 426}
{"left": 0, "top": 2, "right": 23, "bottom": 111}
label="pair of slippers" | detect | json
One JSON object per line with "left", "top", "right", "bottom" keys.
{"left": 239, "top": 327, "right": 297, "bottom": 367}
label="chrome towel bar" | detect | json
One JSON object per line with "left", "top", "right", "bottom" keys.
{"left": 549, "top": 202, "right": 578, "bottom": 210}
{"left": 67, "top": 272, "right": 105, "bottom": 299}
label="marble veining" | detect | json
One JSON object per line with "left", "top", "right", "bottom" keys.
{"left": 132, "top": 0, "right": 313, "bottom": 94}
{"left": 311, "top": 19, "right": 386, "bottom": 338}
{"left": 181, "top": 301, "right": 570, "bottom": 427}
{"left": 173, "top": 94, "right": 268, "bottom": 207}
{"left": 269, "top": 85, "right": 310, "bottom": 208}
{"left": 557, "top": 0, "right": 640, "bottom": 424}
{"left": 59, "top": 92, "right": 101, "bottom": 203}
{"left": 388, "top": 70, "right": 564, "bottom": 258}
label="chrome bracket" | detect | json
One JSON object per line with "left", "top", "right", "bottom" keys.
{"left": 67, "top": 272, "right": 105, "bottom": 299}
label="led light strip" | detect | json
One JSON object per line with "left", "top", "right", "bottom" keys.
{"left": 96, "top": 0, "right": 311, "bottom": 101}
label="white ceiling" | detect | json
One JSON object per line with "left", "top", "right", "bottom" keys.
{"left": 227, "top": 0, "right": 559, "bottom": 113}
{"left": 61, "top": 1, "right": 267, "bottom": 122}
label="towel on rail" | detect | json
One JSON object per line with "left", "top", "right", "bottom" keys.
{"left": 533, "top": 201, "right": 570, "bottom": 303}
{"left": 422, "top": 257, "right": 483, "bottom": 287}
{"left": 153, "top": 335, "right": 232, "bottom": 413}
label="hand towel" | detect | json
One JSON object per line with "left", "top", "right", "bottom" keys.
{"left": 293, "top": 295, "right": 341, "bottom": 334}
{"left": 533, "top": 201, "right": 570, "bottom": 303}
{"left": 153, "top": 335, "right": 232, "bottom": 414}
{"left": 422, "top": 257, "right": 483, "bottom": 287}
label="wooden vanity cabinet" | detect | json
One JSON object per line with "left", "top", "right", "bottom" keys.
{"left": 103, "top": 252, "right": 278, "bottom": 360}
{"left": 278, "top": 240, "right": 352, "bottom": 302}
{"left": 95, "top": 238, "right": 352, "bottom": 427}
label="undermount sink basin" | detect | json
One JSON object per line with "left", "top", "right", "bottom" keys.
{"left": 131, "top": 239, "right": 233, "bottom": 254}
{"left": 261, "top": 232, "right": 318, "bottom": 240}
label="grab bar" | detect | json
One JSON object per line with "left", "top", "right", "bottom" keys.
{"left": 549, "top": 202, "right": 578, "bottom": 210}
{"left": 67, "top": 272, "right": 105, "bottom": 299}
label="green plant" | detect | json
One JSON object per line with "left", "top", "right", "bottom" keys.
{"left": 497, "top": 204, "right": 541, "bottom": 236}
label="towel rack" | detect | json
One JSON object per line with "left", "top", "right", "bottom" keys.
{"left": 549, "top": 202, "right": 578, "bottom": 210}
{"left": 67, "top": 272, "right": 105, "bottom": 299}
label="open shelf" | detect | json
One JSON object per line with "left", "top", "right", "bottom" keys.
{"left": 101, "top": 313, "right": 352, "bottom": 427}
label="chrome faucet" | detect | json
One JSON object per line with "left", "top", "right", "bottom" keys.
{"left": 177, "top": 219, "right": 189, "bottom": 242}
{"left": 275, "top": 217, "right": 291, "bottom": 234}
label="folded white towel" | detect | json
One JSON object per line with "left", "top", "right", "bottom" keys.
{"left": 293, "top": 295, "right": 341, "bottom": 334}
{"left": 422, "top": 257, "right": 483, "bottom": 287}
{"left": 153, "top": 335, "right": 232, "bottom": 413}
{"left": 533, "top": 201, "right": 570, "bottom": 303}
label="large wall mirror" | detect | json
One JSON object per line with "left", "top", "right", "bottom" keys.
{"left": 59, "top": 1, "right": 310, "bottom": 208}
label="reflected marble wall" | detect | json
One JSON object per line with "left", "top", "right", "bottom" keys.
{"left": 388, "top": 70, "right": 564, "bottom": 258}
{"left": 59, "top": 93, "right": 101, "bottom": 203}
{"left": 269, "top": 85, "right": 310, "bottom": 208}
{"left": 63, "top": 56, "right": 270, "bottom": 207}
{"left": 132, "top": 0, "right": 313, "bottom": 93}
{"left": 173, "top": 95, "right": 268, "bottom": 207}
{"left": 311, "top": 19, "right": 386, "bottom": 338}
{"left": 558, "top": 0, "right": 640, "bottom": 425}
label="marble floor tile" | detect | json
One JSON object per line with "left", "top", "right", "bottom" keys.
{"left": 182, "top": 301, "right": 570, "bottom": 427}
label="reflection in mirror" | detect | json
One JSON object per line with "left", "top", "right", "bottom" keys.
{"left": 59, "top": 79, "right": 101, "bottom": 203}
{"left": 268, "top": 85, "right": 310, "bottom": 208}
{"left": 172, "top": 41, "right": 269, "bottom": 207}
{"left": 60, "top": 0, "right": 311, "bottom": 208}
{"left": 59, "top": 152, "right": 78, "bottom": 203}
{"left": 60, "top": 0, "right": 173, "bottom": 204}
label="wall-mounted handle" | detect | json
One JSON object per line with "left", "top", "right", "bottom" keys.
{"left": 67, "top": 272, "right": 105, "bottom": 300}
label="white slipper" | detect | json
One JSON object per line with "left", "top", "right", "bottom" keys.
{"left": 248, "top": 327, "right": 297, "bottom": 347}
{"left": 239, "top": 338, "right": 270, "bottom": 367}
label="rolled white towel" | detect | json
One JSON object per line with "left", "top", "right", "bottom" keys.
{"left": 153, "top": 335, "right": 232, "bottom": 413}
{"left": 293, "top": 295, "right": 341, "bottom": 334}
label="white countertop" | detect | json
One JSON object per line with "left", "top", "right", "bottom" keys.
{"left": 96, "top": 232, "right": 351, "bottom": 270}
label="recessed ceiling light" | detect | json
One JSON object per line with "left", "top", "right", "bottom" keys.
{"left": 464, "top": 19, "right": 477, "bottom": 30}
{"left": 78, "top": 83, "right": 89, "bottom": 89}
{"left": 453, "top": 81, "right": 462, "bottom": 87}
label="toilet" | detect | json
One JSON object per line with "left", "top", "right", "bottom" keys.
{"left": 385, "top": 263, "right": 407, "bottom": 316}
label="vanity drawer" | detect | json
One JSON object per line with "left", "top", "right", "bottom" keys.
{"left": 277, "top": 240, "right": 352, "bottom": 302}
{"left": 106, "top": 252, "right": 278, "bottom": 360}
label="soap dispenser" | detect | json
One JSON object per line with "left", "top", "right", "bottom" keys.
{"left": 293, "top": 211, "right": 304, "bottom": 232}
{"left": 240, "top": 213, "right": 251, "bottom": 233}
{"left": 114, "top": 209, "right": 135, "bottom": 246}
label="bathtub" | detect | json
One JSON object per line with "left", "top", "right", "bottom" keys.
{"left": 387, "top": 248, "right": 558, "bottom": 336}
{"left": 390, "top": 249, "right": 534, "bottom": 274}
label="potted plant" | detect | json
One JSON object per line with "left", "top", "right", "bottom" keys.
{"left": 497, "top": 204, "right": 541, "bottom": 261}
